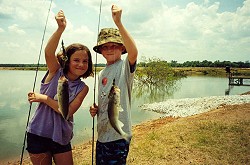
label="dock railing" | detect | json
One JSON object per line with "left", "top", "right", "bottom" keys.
{"left": 226, "top": 66, "right": 250, "bottom": 86}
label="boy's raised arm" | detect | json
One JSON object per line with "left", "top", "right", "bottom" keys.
{"left": 112, "top": 5, "right": 138, "bottom": 65}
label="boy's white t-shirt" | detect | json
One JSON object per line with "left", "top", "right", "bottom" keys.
{"left": 97, "top": 57, "right": 135, "bottom": 142}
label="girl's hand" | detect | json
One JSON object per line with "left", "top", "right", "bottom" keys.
{"left": 89, "top": 103, "right": 98, "bottom": 117}
{"left": 27, "top": 92, "right": 46, "bottom": 103}
{"left": 111, "top": 5, "right": 122, "bottom": 25}
{"left": 55, "top": 10, "right": 67, "bottom": 30}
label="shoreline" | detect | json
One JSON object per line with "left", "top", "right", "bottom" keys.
{"left": 1, "top": 67, "right": 250, "bottom": 77}
{"left": 3, "top": 91, "right": 250, "bottom": 164}
{"left": 140, "top": 94, "right": 250, "bottom": 117}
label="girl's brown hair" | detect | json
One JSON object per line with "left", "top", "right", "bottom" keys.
{"left": 57, "top": 43, "right": 94, "bottom": 79}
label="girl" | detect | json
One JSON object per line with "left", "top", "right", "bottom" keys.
{"left": 26, "top": 10, "right": 93, "bottom": 165}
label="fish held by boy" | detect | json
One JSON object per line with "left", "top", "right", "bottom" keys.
{"left": 57, "top": 75, "right": 69, "bottom": 120}
{"left": 108, "top": 80, "right": 130, "bottom": 142}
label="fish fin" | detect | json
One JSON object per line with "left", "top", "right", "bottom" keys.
{"left": 54, "top": 94, "right": 58, "bottom": 100}
{"left": 58, "top": 108, "right": 63, "bottom": 116}
{"left": 118, "top": 120, "right": 124, "bottom": 128}
{"left": 118, "top": 106, "right": 123, "bottom": 112}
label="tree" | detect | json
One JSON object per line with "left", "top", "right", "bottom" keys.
{"left": 135, "top": 57, "right": 180, "bottom": 86}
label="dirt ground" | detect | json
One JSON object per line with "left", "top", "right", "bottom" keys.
{"left": 5, "top": 92, "right": 250, "bottom": 165}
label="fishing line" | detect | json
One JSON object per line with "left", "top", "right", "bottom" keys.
{"left": 19, "top": 0, "right": 52, "bottom": 164}
{"left": 92, "top": 0, "right": 103, "bottom": 164}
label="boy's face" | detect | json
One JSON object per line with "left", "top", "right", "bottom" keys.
{"left": 100, "top": 42, "right": 124, "bottom": 65}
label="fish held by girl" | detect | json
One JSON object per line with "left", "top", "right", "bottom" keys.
{"left": 108, "top": 80, "right": 130, "bottom": 142}
{"left": 57, "top": 75, "right": 69, "bottom": 120}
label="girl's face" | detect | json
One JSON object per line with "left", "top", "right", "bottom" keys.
{"left": 100, "top": 42, "right": 124, "bottom": 65}
{"left": 67, "top": 50, "right": 89, "bottom": 80}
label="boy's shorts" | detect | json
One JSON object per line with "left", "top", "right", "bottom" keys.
{"left": 26, "top": 132, "right": 72, "bottom": 154}
{"left": 96, "top": 139, "right": 130, "bottom": 165}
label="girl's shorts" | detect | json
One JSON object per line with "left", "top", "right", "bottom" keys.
{"left": 96, "top": 139, "right": 130, "bottom": 165}
{"left": 26, "top": 132, "right": 72, "bottom": 154}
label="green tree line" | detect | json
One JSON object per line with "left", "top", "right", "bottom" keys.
{"left": 1, "top": 60, "right": 250, "bottom": 68}
{"left": 138, "top": 60, "right": 250, "bottom": 68}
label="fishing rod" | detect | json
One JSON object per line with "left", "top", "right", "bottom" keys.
{"left": 19, "top": 0, "right": 52, "bottom": 164}
{"left": 92, "top": 0, "right": 103, "bottom": 164}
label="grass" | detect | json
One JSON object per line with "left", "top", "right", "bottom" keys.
{"left": 7, "top": 103, "right": 250, "bottom": 165}
{"left": 126, "top": 103, "right": 250, "bottom": 165}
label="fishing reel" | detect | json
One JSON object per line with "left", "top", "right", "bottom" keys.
{"left": 60, "top": 40, "right": 68, "bottom": 69}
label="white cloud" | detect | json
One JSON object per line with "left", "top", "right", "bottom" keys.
{"left": 2, "top": 41, "right": 20, "bottom": 48}
{"left": 0, "top": 5, "right": 13, "bottom": 17}
{"left": 8, "top": 24, "right": 25, "bottom": 35}
{"left": 0, "top": 0, "right": 249, "bottom": 64}
{"left": 132, "top": 1, "right": 250, "bottom": 62}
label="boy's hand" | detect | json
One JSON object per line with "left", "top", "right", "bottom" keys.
{"left": 111, "top": 5, "right": 122, "bottom": 25}
{"left": 89, "top": 103, "right": 98, "bottom": 117}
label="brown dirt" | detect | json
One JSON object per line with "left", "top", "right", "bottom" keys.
{"left": 5, "top": 93, "right": 250, "bottom": 165}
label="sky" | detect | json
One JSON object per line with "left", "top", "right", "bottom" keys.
{"left": 0, "top": 0, "right": 249, "bottom": 64}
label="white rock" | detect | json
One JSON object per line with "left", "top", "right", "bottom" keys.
{"left": 140, "top": 95, "right": 250, "bottom": 117}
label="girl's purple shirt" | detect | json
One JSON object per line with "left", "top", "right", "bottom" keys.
{"left": 27, "top": 68, "right": 85, "bottom": 145}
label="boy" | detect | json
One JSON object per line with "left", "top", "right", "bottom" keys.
{"left": 89, "top": 4, "right": 138, "bottom": 165}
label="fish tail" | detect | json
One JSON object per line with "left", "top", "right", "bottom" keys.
{"left": 122, "top": 133, "right": 131, "bottom": 142}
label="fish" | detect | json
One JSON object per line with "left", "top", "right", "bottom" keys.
{"left": 57, "top": 75, "right": 69, "bottom": 120}
{"left": 108, "top": 80, "right": 130, "bottom": 142}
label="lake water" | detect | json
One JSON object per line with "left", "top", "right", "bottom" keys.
{"left": 0, "top": 70, "right": 249, "bottom": 162}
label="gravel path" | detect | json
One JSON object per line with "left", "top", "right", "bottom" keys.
{"left": 140, "top": 95, "right": 250, "bottom": 117}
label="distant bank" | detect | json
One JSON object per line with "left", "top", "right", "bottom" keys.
{"left": 1, "top": 66, "right": 250, "bottom": 77}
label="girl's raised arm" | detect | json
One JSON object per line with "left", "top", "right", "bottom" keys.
{"left": 44, "top": 10, "right": 67, "bottom": 78}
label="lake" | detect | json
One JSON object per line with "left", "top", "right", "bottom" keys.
{"left": 0, "top": 70, "right": 249, "bottom": 162}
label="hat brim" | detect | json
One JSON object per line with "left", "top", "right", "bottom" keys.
{"left": 93, "top": 44, "right": 127, "bottom": 54}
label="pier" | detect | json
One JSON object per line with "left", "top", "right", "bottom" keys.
{"left": 229, "top": 76, "right": 250, "bottom": 86}
{"left": 226, "top": 66, "right": 250, "bottom": 86}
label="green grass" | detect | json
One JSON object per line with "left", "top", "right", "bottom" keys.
{"left": 127, "top": 106, "right": 250, "bottom": 165}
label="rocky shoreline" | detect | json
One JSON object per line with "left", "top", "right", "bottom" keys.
{"left": 140, "top": 94, "right": 250, "bottom": 117}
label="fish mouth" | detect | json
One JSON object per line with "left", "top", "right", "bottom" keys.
{"left": 59, "top": 75, "right": 68, "bottom": 81}
{"left": 114, "top": 88, "right": 120, "bottom": 93}
{"left": 111, "top": 86, "right": 120, "bottom": 93}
